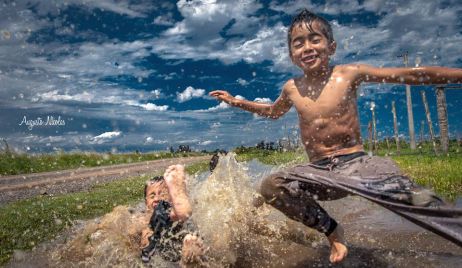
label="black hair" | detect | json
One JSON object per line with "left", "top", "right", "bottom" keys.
{"left": 144, "top": 175, "right": 164, "bottom": 199}
{"left": 287, "top": 9, "right": 334, "bottom": 56}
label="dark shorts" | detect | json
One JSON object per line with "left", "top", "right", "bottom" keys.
{"left": 259, "top": 152, "right": 462, "bottom": 246}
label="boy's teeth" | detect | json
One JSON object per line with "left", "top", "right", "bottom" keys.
{"left": 304, "top": 55, "right": 316, "bottom": 61}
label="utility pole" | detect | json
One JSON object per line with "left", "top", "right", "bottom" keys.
{"left": 419, "top": 120, "right": 425, "bottom": 154}
{"left": 391, "top": 101, "right": 400, "bottom": 155}
{"left": 398, "top": 52, "right": 416, "bottom": 150}
{"left": 386, "top": 137, "right": 391, "bottom": 156}
{"left": 368, "top": 121, "right": 373, "bottom": 156}
{"left": 370, "top": 101, "right": 378, "bottom": 154}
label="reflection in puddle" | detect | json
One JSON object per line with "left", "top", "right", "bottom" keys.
{"left": 7, "top": 154, "right": 462, "bottom": 267}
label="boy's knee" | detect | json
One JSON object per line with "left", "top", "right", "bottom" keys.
{"left": 259, "top": 173, "right": 286, "bottom": 201}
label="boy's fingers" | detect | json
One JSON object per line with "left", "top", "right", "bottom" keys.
{"left": 209, "top": 90, "right": 226, "bottom": 95}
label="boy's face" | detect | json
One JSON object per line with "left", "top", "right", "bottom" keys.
{"left": 289, "top": 20, "right": 336, "bottom": 73}
{"left": 145, "top": 180, "right": 170, "bottom": 211}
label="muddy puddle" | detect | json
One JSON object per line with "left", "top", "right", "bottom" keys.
{"left": 7, "top": 154, "right": 462, "bottom": 267}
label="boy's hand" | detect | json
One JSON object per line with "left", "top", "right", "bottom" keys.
{"left": 180, "top": 234, "right": 207, "bottom": 267}
{"left": 209, "top": 90, "right": 235, "bottom": 104}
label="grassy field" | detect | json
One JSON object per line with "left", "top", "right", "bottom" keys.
{"left": 392, "top": 154, "right": 462, "bottom": 200}
{"left": 0, "top": 161, "right": 209, "bottom": 265}
{"left": 0, "top": 151, "right": 204, "bottom": 176}
{"left": 234, "top": 147, "right": 308, "bottom": 165}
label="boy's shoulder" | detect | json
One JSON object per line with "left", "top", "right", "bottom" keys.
{"left": 282, "top": 77, "right": 297, "bottom": 92}
{"left": 334, "top": 63, "right": 364, "bottom": 73}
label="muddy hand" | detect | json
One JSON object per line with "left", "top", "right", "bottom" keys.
{"left": 180, "top": 234, "right": 207, "bottom": 267}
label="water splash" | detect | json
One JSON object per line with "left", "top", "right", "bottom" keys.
{"left": 188, "top": 153, "right": 317, "bottom": 267}
{"left": 9, "top": 154, "right": 316, "bottom": 267}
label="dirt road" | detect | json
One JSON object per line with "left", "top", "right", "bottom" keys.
{"left": 0, "top": 155, "right": 210, "bottom": 205}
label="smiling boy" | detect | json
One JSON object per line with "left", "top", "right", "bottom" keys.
{"left": 210, "top": 9, "right": 462, "bottom": 263}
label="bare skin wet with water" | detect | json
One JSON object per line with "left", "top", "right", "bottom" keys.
{"left": 7, "top": 155, "right": 462, "bottom": 268}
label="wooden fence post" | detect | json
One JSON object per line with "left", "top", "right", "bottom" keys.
{"left": 420, "top": 90, "right": 438, "bottom": 155}
{"left": 436, "top": 86, "right": 449, "bottom": 154}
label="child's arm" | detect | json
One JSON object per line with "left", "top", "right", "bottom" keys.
{"left": 209, "top": 86, "right": 293, "bottom": 119}
{"left": 354, "top": 64, "right": 462, "bottom": 85}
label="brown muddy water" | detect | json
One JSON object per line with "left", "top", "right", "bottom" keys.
{"left": 6, "top": 154, "right": 462, "bottom": 267}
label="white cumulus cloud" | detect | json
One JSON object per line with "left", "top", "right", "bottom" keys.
{"left": 137, "top": 103, "right": 169, "bottom": 111}
{"left": 90, "top": 131, "right": 122, "bottom": 144}
{"left": 198, "top": 140, "right": 214, "bottom": 145}
{"left": 236, "top": 78, "right": 249, "bottom": 86}
{"left": 176, "top": 86, "right": 206, "bottom": 102}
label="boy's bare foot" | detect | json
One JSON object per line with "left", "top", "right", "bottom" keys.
{"left": 327, "top": 224, "right": 348, "bottom": 263}
{"left": 164, "top": 165, "right": 192, "bottom": 221}
{"left": 164, "top": 164, "right": 187, "bottom": 194}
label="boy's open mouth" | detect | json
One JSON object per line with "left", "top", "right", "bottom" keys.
{"left": 301, "top": 54, "right": 318, "bottom": 64}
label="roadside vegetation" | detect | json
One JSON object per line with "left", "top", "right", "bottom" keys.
{"left": 234, "top": 146, "right": 308, "bottom": 166}
{"left": 0, "top": 151, "right": 205, "bottom": 176}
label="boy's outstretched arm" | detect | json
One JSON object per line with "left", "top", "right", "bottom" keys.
{"left": 209, "top": 87, "right": 293, "bottom": 119}
{"left": 354, "top": 64, "right": 462, "bottom": 85}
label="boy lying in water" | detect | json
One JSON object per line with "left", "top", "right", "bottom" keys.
{"left": 140, "top": 165, "right": 206, "bottom": 267}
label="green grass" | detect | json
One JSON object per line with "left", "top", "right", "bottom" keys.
{"left": 392, "top": 154, "right": 462, "bottom": 200}
{"left": 185, "top": 161, "right": 210, "bottom": 175}
{"left": 234, "top": 147, "right": 307, "bottom": 166}
{"left": 0, "top": 151, "right": 204, "bottom": 176}
{"left": 0, "top": 161, "right": 209, "bottom": 265}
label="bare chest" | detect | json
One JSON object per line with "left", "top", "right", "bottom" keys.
{"left": 289, "top": 79, "right": 357, "bottom": 120}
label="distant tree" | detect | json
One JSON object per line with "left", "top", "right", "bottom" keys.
{"left": 178, "top": 145, "right": 191, "bottom": 153}
{"left": 1, "top": 138, "right": 10, "bottom": 154}
{"left": 256, "top": 140, "right": 265, "bottom": 149}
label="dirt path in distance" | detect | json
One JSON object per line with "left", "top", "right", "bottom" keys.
{"left": 0, "top": 155, "right": 210, "bottom": 205}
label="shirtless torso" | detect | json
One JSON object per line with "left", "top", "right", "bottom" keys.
{"left": 285, "top": 65, "right": 363, "bottom": 161}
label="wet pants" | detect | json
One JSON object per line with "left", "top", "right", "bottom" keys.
{"left": 259, "top": 152, "right": 462, "bottom": 246}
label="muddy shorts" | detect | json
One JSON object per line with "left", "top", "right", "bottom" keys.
{"left": 260, "top": 152, "right": 462, "bottom": 246}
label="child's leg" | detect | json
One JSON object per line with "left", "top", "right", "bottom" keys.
{"left": 259, "top": 171, "right": 348, "bottom": 263}
{"left": 260, "top": 172, "right": 340, "bottom": 234}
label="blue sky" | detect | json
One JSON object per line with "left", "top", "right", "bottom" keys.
{"left": 1, "top": 0, "right": 461, "bottom": 153}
